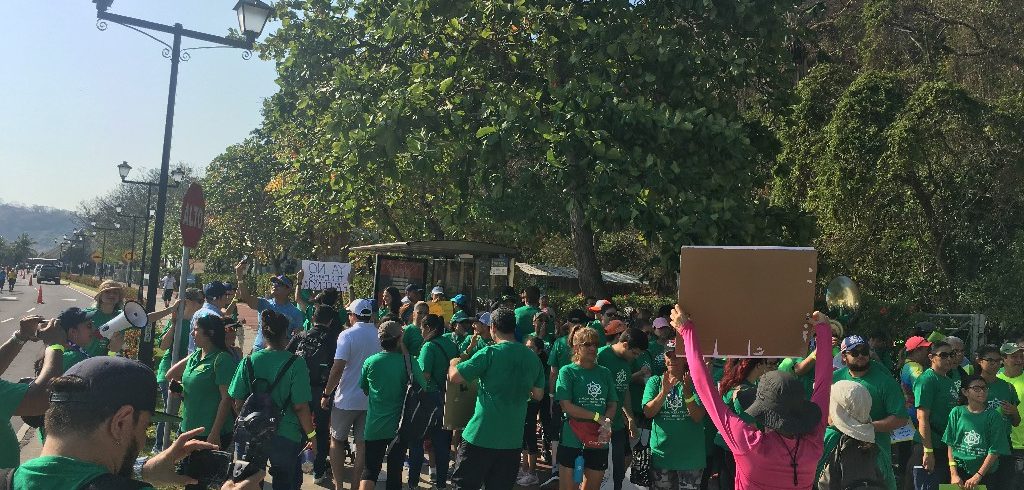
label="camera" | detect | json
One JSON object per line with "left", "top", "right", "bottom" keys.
{"left": 177, "top": 449, "right": 232, "bottom": 489}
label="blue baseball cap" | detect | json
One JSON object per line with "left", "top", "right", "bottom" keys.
{"left": 203, "top": 281, "right": 227, "bottom": 299}
{"left": 451, "top": 294, "right": 467, "bottom": 307}
{"left": 270, "top": 275, "right": 294, "bottom": 289}
{"left": 840, "top": 335, "right": 867, "bottom": 352}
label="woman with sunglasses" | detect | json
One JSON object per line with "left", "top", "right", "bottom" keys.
{"left": 942, "top": 374, "right": 1010, "bottom": 488}
{"left": 907, "top": 341, "right": 959, "bottom": 487}
{"left": 973, "top": 345, "right": 1021, "bottom": 424}
{"left": 554, "top": 324, "right": 618, "bottom": 490}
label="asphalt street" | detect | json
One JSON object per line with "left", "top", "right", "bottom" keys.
{"left": 0, "top": 276, "right": 94, "bottom": 435}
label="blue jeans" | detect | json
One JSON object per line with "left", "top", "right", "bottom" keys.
{"left": 266, "top": 435, "right": 302, "bottom": 490}
{"left": 409, "top": 426, "right": 453, "bottom": 488}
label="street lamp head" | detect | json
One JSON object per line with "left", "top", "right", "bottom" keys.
{"left": 115, "top": 223, "right": 121, "bottom": 229}
{"left": 118, "top": 161, "right": 132, "bottom": 180}
{"left": 91, "top": 221, "right": 98, "bottom": 227}
{"left": 93, "top": 0, "right": 114, "bottom": 13}
{"left": 234, "top": 0, "right": 273, "bottom": 39}
{"left": 171, "top": 167, "right": 186, "bottom": 184}
{"left": 63, "top": 234, "right": 68, "bottom": 240}
{"left": 115, "top": 206, "right": 123, "bottom": 213}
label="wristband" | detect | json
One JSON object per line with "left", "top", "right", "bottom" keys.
{"left": 685, "top": 394, "right": 697, "bottom": 403}
{"left": 923, "top": 447, "right": 934, "bottom": 454}
{"left": 593, "top": 412, "right": 601, "bottom": 422}
{"left": 48, "top": 344, "right": 65, "bottom": 352}
{"left": 306, "top": 430, "right": 316, "bottom": 440}
{"left": 947, "top": 461, "right": 957, "bottom": 467}
{"left": 107, "top": 351, "right": 118, "bottom": 357}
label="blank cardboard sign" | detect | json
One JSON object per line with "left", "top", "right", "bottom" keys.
{"left": 678, "top": 246, "right": 817, "bottom": 358}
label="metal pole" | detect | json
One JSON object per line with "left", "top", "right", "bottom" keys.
{"left": 139, "top": 186, "right": 153, "bottom": 300}
{"left": 127, "top": 218, "right": 137, "bottom": 287}
{"left": 140, "top": 25, "right": 181, "bottom": 368}
{"left": 99, "top": 231, "right": 108, "bottom": 280}
{"left": 162, "top": 245, "right": 190, "bottom": 448}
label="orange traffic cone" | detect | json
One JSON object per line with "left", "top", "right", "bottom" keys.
{"left": 36, "top": 286, "right": 43, "bottom": 304}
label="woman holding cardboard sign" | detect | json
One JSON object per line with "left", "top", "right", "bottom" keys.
{"left": 674, "top": 306, "right": 833, "bottom": 489}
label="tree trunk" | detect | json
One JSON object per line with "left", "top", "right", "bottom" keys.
{"left": 567, "top": 186, "right": 608, "bottom": 299}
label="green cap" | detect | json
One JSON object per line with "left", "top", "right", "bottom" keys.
{"left": 451, "top": 310, "right": 472, "bottom": 324}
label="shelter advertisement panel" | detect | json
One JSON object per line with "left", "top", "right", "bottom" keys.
{"left": 677, "top": 246, "right": 817, "bottom": 358}
{"left": 374, "top": 255, "right": 428, "bottom": 300}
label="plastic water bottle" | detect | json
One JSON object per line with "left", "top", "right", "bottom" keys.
{"left": 301, "top": 448, "right": 314, "bottom": 473}
{"left": 573, "top": 455, "right": 584, "bottom": 484}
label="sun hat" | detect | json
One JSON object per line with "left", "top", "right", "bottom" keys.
{"left": 1000, "top": 342, "right": 1023, "bottom": 356}
{"left": 604, "top": 319, "right": 626, "bottom": 337}
{"left": 905, "top": 336, "right": 932, "bottom": 352}
{"left": 588, "top": 299, "right": 613, "bottom": 312}
{"left": 652, "top": 317, "right": 671, "bottom": 329}
{"left": 744, "top": 370, "right": 821, "bottom": 435}
{"left": 840, "top": 335, "right": 867, "bottom": 353}
{"left": 50, "top": 356, "right": 180, "bottom": 423}
{"left": 96, "top": 280, "right": 123, "bottom": 295}
{"left": 829, "top": 380, "right": 875, "bottom": 443}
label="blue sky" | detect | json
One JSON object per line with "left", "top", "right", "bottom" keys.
{"left": 0, "top": 1, "right": 280, "bottom": 211}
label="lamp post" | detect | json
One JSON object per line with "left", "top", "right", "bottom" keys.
{"left": 90, "top": 222, "right": 121, "bottom": 279}
{"left": 95, "top": 0, "right": 273, "bottom": 367}
{"left": 118, "top": 161, "right": 184, "bottom": 301}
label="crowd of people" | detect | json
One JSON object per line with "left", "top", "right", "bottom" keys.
{"left": 1, "top": 261, "right": 1023, "bottom": 490}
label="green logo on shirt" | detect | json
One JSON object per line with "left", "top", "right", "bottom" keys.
{"left": 587, "top": 381, "right": 603, "bottom": 397}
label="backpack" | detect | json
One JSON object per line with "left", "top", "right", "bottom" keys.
{"left": 817, "top": 434, "right": 886, "bottom": 490}
{"left": 231, "top": 355, "right": 299, "bottom": 479}
{"left": 0, "top": 468, "right": 150, "bottom": 490}
{"left": 291, "top": 325, "right": 339, "bottom": 390}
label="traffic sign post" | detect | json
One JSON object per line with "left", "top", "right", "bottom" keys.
{"left": 161, "top": 183, "right": 205, "bottom": 449}
{"left": 91, "top": 251, "right": 103, "bottom": 264}
{"left": 122, "top": 251, "right": 134, "bottom": 263}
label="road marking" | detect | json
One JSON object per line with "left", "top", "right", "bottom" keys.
{"left": 1, "top": 297, "right": 15, "bottom": 301}
{"left": 62, "top": 298, "right": 77, "bottom": 301}
{"left": 0, "top": 318, "right": 12, "bottom": 324}
{"left": 26, "top": 308, "right": 35, "bottom": 313}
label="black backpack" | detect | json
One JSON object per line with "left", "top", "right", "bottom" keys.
{"left": 290, "top": 325, "right": 340, "bottom": 390}
{"left": 817, "top": 434, "right": 886, "bottom": 490}
{"left": 0, "top": 468, "right": 150, "bottom": 490}
{"left": 231, "top": 355, "right": 299, "bottom": 477}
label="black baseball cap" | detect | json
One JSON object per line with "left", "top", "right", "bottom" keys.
{"left": 405, "top": 284, "right": 423, "bottom": 293}
{"left": 57, "top": 307, "right": 95, "bottom": 329}
{"left": 50, "top": 356, "right": 180, "bottom": 424}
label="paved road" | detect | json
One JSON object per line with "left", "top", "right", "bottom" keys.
{"left": 0, "top": 276, "right": 94, "bottom": 434}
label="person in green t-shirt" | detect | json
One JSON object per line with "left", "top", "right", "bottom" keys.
{"left": 973, "top": 344, "right": 1021, "bottom": 425}
{"left": 997, "top": 341, "right": 1024, "bottom": 488}
{"left": 910, "top": 340, "right": 958, "bottom": 486}
{"left": 449, "top": 307, "right": 545, "bottom": 490}
{"left": 540, "top": 309, "right": 587, "bottom": 486}
{"left": 586, "top": 300, "right": 616, "bottom": 346}
{"left": 359, "top": 321, "right": 430, "bottom": 490}
{"left": 868, "top": 332, "right": 896, "bottom": 374}
{"left": 228, "top": 310, "right": 315, "bottom": 490}
{"left": 409, "top": 314, "right": 457, "bottom": 488}
{"left": 514, "top": 286, "right": 543, "bottom": 342}
{"left": 403, "top": 301, "right": 428, "bottom": 357}
{"left": 84, "top": 280, "right": 177, "bottom": 357}
{"left": 378, "top": 286, "right": 403, "bottom": 321}
{"left": 460, "top": 312, "right": 495, "bottom": 358}
{"left": 165, "top": 315, "right": 239, "bottom": 449}
{"left": 154, "top": 287, "right": 203, "bottom": 452}
{"left": 13, "top": 356, "right": 265, "bottom": 490}
{"left": 821, "top": 335, "right": 907, "bottom": 490}
{"left": 597, "top": 327, "right": 648, "bottom": 490}
{"left": 642, "top": 341, "right": 707, "bottom": 488}
{"left": 942, "top": 374, "right": 1010, "bottom": 488}
{"left": 446, "top": 310, "right": 474, "bottom": 347}
{"left": 553, "top": 323, "right": 618, "bottom": 490}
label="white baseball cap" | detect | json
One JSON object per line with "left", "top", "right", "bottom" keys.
{"left": 430, "top": 286, "right": 444, "bottom": 295}
{"left": 347, "top": 298, "right": 374, "bottom": 317}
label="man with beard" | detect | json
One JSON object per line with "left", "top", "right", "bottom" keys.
{"left": 10, "top": 356, "right": 263, "bottom": 489}
{"left": 819, "top": 335, "right": 907, "bottom": 489}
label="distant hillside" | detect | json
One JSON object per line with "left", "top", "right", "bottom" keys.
{"left": 0, "top": 201, "right": 76, "bottom": 251}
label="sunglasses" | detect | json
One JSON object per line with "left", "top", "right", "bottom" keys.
{"left": 603, "top": 311, "right": 617, "bottom": 317}
{"left": 966, "top": 385, "right": 988, "bottom": 392}
{"left": 932, "top": 351, "right": 955, "bottom": 359}
{"left": 980, "top": 357, "right": 1003, "bottom": 363}
{"left": 845, "top": 347, "right": 871, "bottom": 358}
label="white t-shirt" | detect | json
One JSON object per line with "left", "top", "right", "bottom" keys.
{"left": 332, "top": 322, "right": 381, "bottom": 410}
{"left": 161, "top": 275, "right": 175, "bottom": 290}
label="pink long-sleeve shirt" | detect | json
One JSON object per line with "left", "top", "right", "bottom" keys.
{"left": 681, "top": 320, "right": 832, "bottom": 489}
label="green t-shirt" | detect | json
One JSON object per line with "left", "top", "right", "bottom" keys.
{"left": 984, "top": 376, "right": 1020, "bottom": 421}
{"left": 554, "top": 363, "right": 618, "bottom": 449}
{"left": 647, "top": 341, "right": 667, "bottom": 376}
{"left": 227, "top": 349, "right": 312, "bottom": 443}
{"left": 181, "top": 349, "right": 239, "bottom": 436}
{"left": 403, "top": 324, "right": 424, "bottom": 357}
{"left": 360, "top": 351, "right": 428, "bottom": 441}
{"left": 547, "top": 336, "right": 571, "bottom": 374}
{"left": 914, "top": 369, "right": 958, "bottom": 446}
{"left": 83, "top": 307, "right": 119, "bottom": 356}
{"left": 778, "top": 356, "right": 814, "bottom": 398}
{"left": 997, "top": 368, "right": 1024, "bottom": 449}
{"left": 587, "top": 320, "right": 608, "bottom": 345}
{"left": 0, "top": 381, "right": 29, "bottom": 468}
{"left": 942, "top": 405, "right": 1010, "bottom": 475}
{"left": 459, "top": 335, "right": 493, "bottom": 358}
{"left": 642, "top": 375, "right": 704, "bottom": 471}
{"left": 457, "top": 341, "right": 544, "bottom": 449}
{"left": 629, "top": 349, "right": 657, "bottom": 416}
{"left": 714, "top": 382, "right": 757, "bottom": 450}
{"left": 514, "top": 305, "right": 542, "bottom": 340}
{"left": 596, "top": 345, "right": 632, "bottom": 430}
{"left": 14, "top": 456, "right": 156, "bottom": 490}
{"left": 832, "top": 361, "right": 905, "bottom": 450}
{"left": 156, "top": 318, "right": 190, "bottom": 383}
{"left": 62, "top": 348, "right": 90, "bottom": 373}
{"left": 442, "top": 331, "right": 467, "bottom": 347}
{"left": 419, "top": 336, "right": 458, "bottom": 392}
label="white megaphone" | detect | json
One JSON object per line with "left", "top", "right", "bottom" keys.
{"left": 98, "top": 301, "right": 148, "bottom": 339}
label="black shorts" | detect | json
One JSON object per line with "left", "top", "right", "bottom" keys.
{"left": 523, "top": 400, "right": 541, "bottom": 453}
{"left": 557, "top": 444, "right": 609, "bottom": 471}
{"left": 163, "top": 289, "right": 174, "bottom": 301}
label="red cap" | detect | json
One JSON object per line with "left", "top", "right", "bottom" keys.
{"left": 604, "top": 319, "right": 626, "bottom": 336}
{"left": 905, "top": 336, "right": 932, "bottom": 352}
{"left": 588, "top": 299, "right": 612, "bottom": 312}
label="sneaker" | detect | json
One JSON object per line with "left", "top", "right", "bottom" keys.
{"left": 522, "top": 473, "right": 540, "bottom": 486}
{"left": 541, "top": 472, "right": 559, "bottom": 487}
{"left": 429, "top": 466, "right": 436, "bottom": 478}
{"left": 313, "top": 475, "right": 334, "bottom": 489}
{"left": 516, "top": 472, "right": 533, "bottom": 486}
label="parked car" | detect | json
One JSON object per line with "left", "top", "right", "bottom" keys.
{"left": 36, "top": 266, "right": 61, "bottom": 285}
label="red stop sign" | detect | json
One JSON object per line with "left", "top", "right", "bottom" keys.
{"left": 180, "top": 183, "right": 205, "bottom": 248}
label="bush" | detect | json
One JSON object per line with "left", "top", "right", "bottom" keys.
{"left": 61, "top": 273, "right": 142, "bottom": 303}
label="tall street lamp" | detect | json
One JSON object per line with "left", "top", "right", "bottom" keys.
{"left": 90, "top": 222, "right": 121, "bottom": 279}
{"left": 95, "top": 0, "right": 272, "bottom": 367}
{"left": 115, "top": 205, "right": 145, "bottom": 289}
{"left": 118, "top": 162, "right": 184, "bottom": 301}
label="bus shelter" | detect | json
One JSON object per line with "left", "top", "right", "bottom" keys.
{"left": 349, "top": 240, "right": 519, "bottom": 315}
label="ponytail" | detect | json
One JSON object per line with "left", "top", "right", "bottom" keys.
{"left": 261, "top": 310, "right": 289, "bottom": 344}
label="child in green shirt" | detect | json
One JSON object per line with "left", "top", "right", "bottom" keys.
{"left": 942, "top": 374, "right": 1010, "bottom": 488}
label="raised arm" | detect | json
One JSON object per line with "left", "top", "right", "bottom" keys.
{"left": 674, "top": 306, "right": 753, "bottom": 455}
{"left": 808, "top": 312, "right": 833, "bottom": 429}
